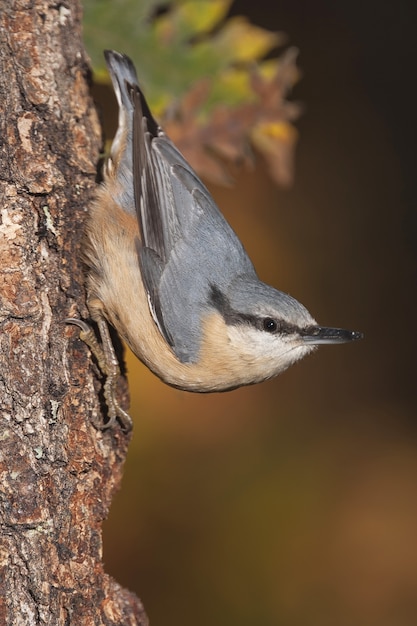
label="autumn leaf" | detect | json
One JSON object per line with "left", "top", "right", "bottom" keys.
{"left": 84, "top": 0, "right": 301, "bottom": 186}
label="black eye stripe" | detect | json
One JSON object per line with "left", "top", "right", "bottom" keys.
{"left": 209, "top": 285, "right": 306, "bottom": 336}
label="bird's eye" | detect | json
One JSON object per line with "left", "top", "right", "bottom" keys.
{"left": 263, "top": 318, "right": 278, "bottom": 333}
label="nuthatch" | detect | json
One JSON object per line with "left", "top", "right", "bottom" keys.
{"left": 68, "top": 50, "right": 362, "bottom": 428}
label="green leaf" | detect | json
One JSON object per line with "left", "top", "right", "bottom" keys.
{"left": 83, "top": 0, "right": 300, "bottom": 186}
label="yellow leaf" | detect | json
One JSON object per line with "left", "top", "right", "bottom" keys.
{"left": 213, "top": 16, "right": 283, "bottom": 63}
{"left": 258, "top": 59, "right": 280, "bottom": 81}
{"left": 177, "top": 0, "right": 233, "bottom": 35}
{"left": 93, "top": 67, "right": 112, "bottom": 86}
{"left": 212, "top": 68, "right": 252, "bottom": 104}
{"left": 251, "top": 121, "right": 298, "bottom": 186}
{"left": 252, "top": 121, "right": 297, "bottom": 144}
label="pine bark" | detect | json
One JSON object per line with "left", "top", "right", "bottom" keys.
{"left": 0, "top": 2, "right": 147, "bottom": 624}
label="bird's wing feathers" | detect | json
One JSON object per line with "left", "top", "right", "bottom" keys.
{"left": 130, "top": 80, "right": 256, "bottom": 362}
{"left": 131, "top": 86, "right": 166, "bottom": 259}
{"left": 105, "top": 51, "right": 256, "bottom": 361}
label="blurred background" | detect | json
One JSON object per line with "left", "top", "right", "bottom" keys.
{"left": 90, "top": 1, "right": 417, "bottom": 624}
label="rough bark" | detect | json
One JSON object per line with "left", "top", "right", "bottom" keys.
{"left": 0, "top": 2, "right": 148, "bottom": 624}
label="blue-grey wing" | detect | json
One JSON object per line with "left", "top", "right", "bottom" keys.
{"left": 132, "top": 104, "right": 256, "bottom": 362}
{"left": 105, "top": 50, "right": 257, "bottom": 361}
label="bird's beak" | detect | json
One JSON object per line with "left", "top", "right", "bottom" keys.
{"left": 302, "top": 326, "right": 363, "bottom": 345}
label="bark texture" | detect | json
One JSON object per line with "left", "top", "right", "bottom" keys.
{"left": 0, "top": 2, "right": 148, "bottom": 624}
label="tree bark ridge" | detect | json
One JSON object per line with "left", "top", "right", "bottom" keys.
{"left": 0, "top": 2, "right": 147, "bottom": 624}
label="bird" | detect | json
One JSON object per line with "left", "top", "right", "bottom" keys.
{"left": 67, "top": 50, "right": 362, "bottom": 427}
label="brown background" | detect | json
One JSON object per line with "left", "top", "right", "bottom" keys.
{"left": 103, "top": 2, "right": 417, "bottom": 625}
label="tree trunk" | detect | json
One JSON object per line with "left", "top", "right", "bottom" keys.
{"left": 0, "top": 2, "right": 147, "bottom": 623}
